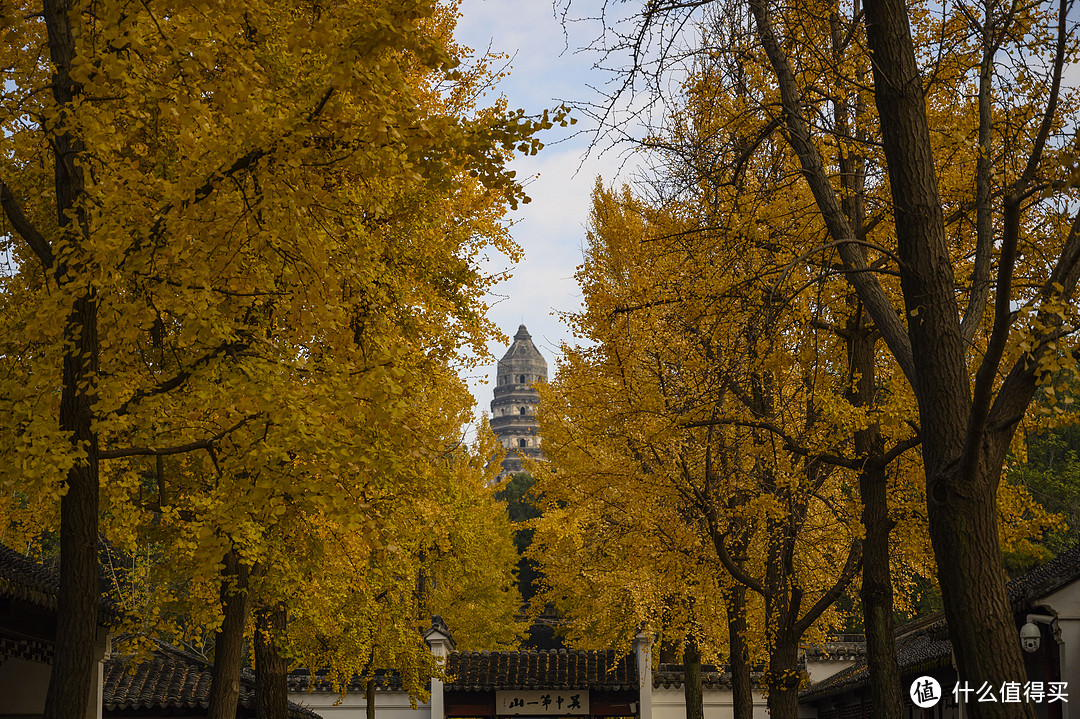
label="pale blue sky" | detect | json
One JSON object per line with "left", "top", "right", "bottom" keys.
{"left": 452, "top": 0, "right": 1080, "bottom": 430}
{"left": 455, "top": 0, "right": 643, "bottom": 423}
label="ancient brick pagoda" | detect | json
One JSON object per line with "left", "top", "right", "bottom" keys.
{"left": 490, "top": 324, "right": 547, "bottom": 476}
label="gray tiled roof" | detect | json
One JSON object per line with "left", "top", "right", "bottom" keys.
{"left": 0, "top": 544, "right": 61, "bottom": 610}
{"left": 446, "top": 649, "right": 638, "bottom": 691}
{"left": 1007, "top": 543, "right": 1080, "bottom": 611}
{"left": 0, "top": 543, "right": 117, "bottom": 623}
{"left": 800, "top": 632, "right": 952, "bottom": 702}
{"left": 652, "top": 664, "right": 764, "bottom": 691}
{"left": 803, "top": 641, "right": 867, "bottom": 661}
{"left": 290, "top": 648, "right": 639, "bottom": 696}
{"left": 105, "top": 642, "right": 322, "bottom": 718}
{"left": 802, "top": 543, "right": 1080, "bottom": 703}
{"left": 288, "top": 668, "right": 405, "bottom": 694}
{"left": 289, "top": 647, "right": 639, "bottom": 695}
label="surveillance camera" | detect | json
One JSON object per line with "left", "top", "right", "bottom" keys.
{"left": 1020, "top": 622, "right": 1041, "bottom": 653}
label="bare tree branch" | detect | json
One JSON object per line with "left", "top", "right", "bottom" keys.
{"left": 747, "top": 0, "right": 915, "bottom": 380}
{"left": 793, "top": 537, "right": 862, "bottom": 637}
{"left": 0, "top": 179, "right": 54, "bottom": 270}
{"left": 100, "top": 414, "right": 262, "bottom": 459}
{"left": 114, "top": 340, "right": 251, "bottom": 417}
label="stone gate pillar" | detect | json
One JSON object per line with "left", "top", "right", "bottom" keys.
{"left": 634, "top": 630, "right": 653, "bottom": 719}
{"left": 425, "top": 616, "right": 455, "bottom": 719}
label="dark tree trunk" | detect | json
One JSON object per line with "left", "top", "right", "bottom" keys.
{"left": 46, "top": 298, "right": 100, "bottom": 719}
{"left": 764, "top": 637, "right": 800, "bottom": 719}
{"left": 862, "top": 2, "right": 1035, "bottom": 717}
{"left": 41, "top": 1, "right": 99, "bottom": 717}
{"left": 709, "top": 386, "right": 860, "bottom": 719}
{"left": 761, "top": 504, "right": 807, "bottom": 719}
{"left": 858, "top": 458, "right": 903, "bottom": 718}
{"left": 366, "top": 677, "right": 376, "bottom": 719}
{"left": 847, "top": 319, "right": 904, "bottom": 718}
{"left": 744, "top": 0, "right": 1075, "bottom": 715}
{"left": 931, "top": 459, "right": 1030, "bottom": 719}
{"left": 209, "top": 550, "right": 253, "bottom": 719}
{"left": 682, "top": 638, "right": 703, "bottom": 719}
{"left": 256, "top": 605, "right": 288, "bottom": 719}
{"left": 725, "top": 586, "right": 754, "bottom": 719}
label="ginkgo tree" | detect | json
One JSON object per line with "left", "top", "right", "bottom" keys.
{"left": 534, "top": 171, "right": 1058, "bottom": 719}
{"left": 531, "top": 180, "right": 902, "bottom": 719}
{"left": 276, "top": 422, "right": 525, "bottom": 701}
{"left": 737, "top": 2, "right": 1080, "bottom": 714}
{"left": 0, "top": 0, "right": 557, "bottom": 716}
{"left": 555, "top": 0, "right": 1079, "bottom": 714}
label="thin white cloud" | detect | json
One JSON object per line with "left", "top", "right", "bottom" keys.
{"left": 455, "top": 0, "right": 645, "bottom": 427}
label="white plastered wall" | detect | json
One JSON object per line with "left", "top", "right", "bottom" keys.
{"left": 0, "top": 625, "right": 106, "bottom": 719}
{"left": 651, "top": 686, "right": 771, "bottom": 719}
{"left": 1037, "top": 579, "right": 1080, "bottom": 719}
{"left": 0, "top": 656, "right": 52, "bottom": 714}
{"left": 805, "top": 659, "right": 857, "bottom": 685}
{"left": 288, "top": 689, "right": 432, "bottom": 719}
{"left": 289, "top": 686, "right": 780, "bottom": 719}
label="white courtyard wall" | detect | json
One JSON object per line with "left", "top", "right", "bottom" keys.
{"left": 0, "top": 626, "right": 105, "bottom": 719}
{"left": 0, "top": 656, "right": 51, "bottom": 714}
{"left": 1038, "top": 579, "right": 1080, "bottom": 719}
{"left": 604, "top": 687, "right": 769, "bottom": 719}
{"left": 805, "top": 659, "right": 857, "bottom": 685}
{"left": 290, "top": 686, "right": 780, "bottom": 719}
{"left": 288, "top": 690, "right": 432, "bottom": 719}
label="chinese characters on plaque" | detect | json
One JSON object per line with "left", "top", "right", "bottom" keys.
{"left": 496, "top": 690, "right": 590, "bottom": 715}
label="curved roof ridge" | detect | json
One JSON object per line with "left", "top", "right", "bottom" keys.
{"left": 1007, "top": 542, "right": 1080, "bottom": 609}
{"left": 444, "top": 646, "right": 637, "bottom": 691}
{"left": 0, "top": 543, "right": 119, "bottom": 623}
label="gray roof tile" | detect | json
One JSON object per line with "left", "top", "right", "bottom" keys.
{"left": 446, "top": 649, "right": 637, "bottom": 691}
{"left": 105, "top": 642, "right": 322, "bottom": 718}
{"left": 0, "top": 544, "right": 117, "bottom": 623}
{"left": 802, "top": 543, "right": 1080, "bottom": 703}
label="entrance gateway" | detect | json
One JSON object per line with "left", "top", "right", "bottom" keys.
{"left": 287, "top": 616, "right": 867, "bottom": 718}
{"left": 443, "top": 644, "right": 641, "bottom": 719}
{"left": 286, "top": 618, "right": 652, "bottom": 719}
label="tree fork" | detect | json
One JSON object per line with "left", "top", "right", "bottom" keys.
{"left": 931, "top": 463, "right": 1032, "bottom": 719}
{"left": 830, "top": 5, "right": 905, "bottom": 699}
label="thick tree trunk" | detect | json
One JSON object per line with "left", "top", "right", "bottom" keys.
{"left": 209, "top": 550, "right": 253, "bottom": 719}
{"left": 933, "top": 460, "right": 1029, "bottom": 719}
{"left": 41, "top": 1, "right": 100, "bottom": 717}
{"left": 862, "top": 2, "right": 1034, "bottom": 717}
{"left": 725, "top": 587, "right": 754, "bottom": 719}
{"left": 763, "top": 638, "right": 800, "bottom": 719}
{"left": 682, "top": 638, "right": 703, "bottom": 719}
{"left": 367, "top": 677, "right": 376, "bottom": 719}
{"left": 256, "top": 605, "right": 288, "bottom": 719}
{"left": 45, "top": 300, "right": 100, "bottom": 719}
